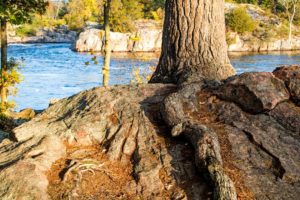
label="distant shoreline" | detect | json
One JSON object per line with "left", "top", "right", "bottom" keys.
{"left": 6, "top": 41, "right": 300, "bottom": 53}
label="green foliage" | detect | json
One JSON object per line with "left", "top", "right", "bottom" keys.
{"left": 226, "top": 7, "right": 257, "bottom": 34}
{"left": 141, "top": 0, "right": 165, "bottom": 19}
{"left": 31, "top": 2, "right": 67, "bottom": 28}
{"left": 63, "top": 0, "right": 145, "bottom": 32}
{"left": 294, "top": 8, "right": 300, "bottom": 25}
{"left": 109, "top": 0, "right": 144, "bottom": 32}
{"left": 150, "top": 8, "right": 164, "bottom": 21}
{"left": 0, "top": 1, "right": 47, "bottom": 112}
{"left": 234, "top": 0, "right": 278, "bottom": 8}
{"left": 0, "top": 58, "right": 23, "bottom": 111}
{"left": 260, "top": 0, "right": 276, "bottom": 8}
{"left": 253, "top": 26, "right": 276, "bottom": 41}
{"left": 15, "top": 16, "right": 66, "bottom": 37}
{"left": 1, "top": 58, "right": 23, "bottom": 91}
{"left": 0, "top": 113, "right": 16, "bottom": 132}
{"left": 0, "top": 0, "right": 48, "bottom": 25}
{"left": 14, "top": 2, "right": 67, "bottom": 37}
{"left": 64, "top": 0, "right": 101, "bottom": 30}
{"left": 230, "top": 0, "right": 285, "bottom": 12}
{"left": 234, "top": 0, "right": 258, "bottom": 4}
{"left": 15, "top": 25, "right": 37, "bottom": 37}
{"left": 278, "top": 0, "right": 300, "bottom": 19}
{"left": 32, "top": 15, "right": 66, "bottom": 28}
{"left": 276, "top": 21, "right": 290, "bottom": 37}
{"left": 10, "top": 0, "right": 165, "bottom": 33}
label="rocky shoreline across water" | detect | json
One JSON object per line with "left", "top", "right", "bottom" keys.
{"left": 7, "top": 20, "right": 300, "bottom": 53}
{"left": 7, "top": 25, "right": 78, "bottom": 44}
{"left": 6, "top": 2, "right": 300, "bottom": 52}
{"left": 73, "top": 27, "right": 300, "bottom": 53}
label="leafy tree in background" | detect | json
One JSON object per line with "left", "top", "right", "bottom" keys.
{"left": 109, "top": 0, "right": 144, "bottom": 32}
{"left": 63, "top": 0, "right": 145, "bottom": 32}
{"left": 63, "top": 0, "right": 164, "bottom": 32}
{"left": 31, "top": 2, "right": 66, "bottom": 29}
{"left": 13, "top": 1, "right": 67, "bottom": 37}
{"left": 64, "top": 0, "right": 102, "bottom": 30}
{"left": 278, "top": 0, "right": 300, "bottom": 41}
{"left": 0, "top": 0, "right": 48, "bottom": 111}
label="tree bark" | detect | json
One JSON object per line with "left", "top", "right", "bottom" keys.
{"left": 150, "top": 0, "right": 235, "bottom": 84}
{"left": 0, "top": 19, "right": 8, "bottom": 110}
{"left": 103, "top": 0, "right": 111, "bottom": 87}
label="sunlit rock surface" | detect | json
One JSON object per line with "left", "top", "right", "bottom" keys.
{"left": 8, "top": 26, "right": 77, "bottom": 43}
{"left": 74, "top": 28, "right": 162, "bottom": 52}
{"left": 2, "top": 84, "right": 211, "bottom": 199}
{"left": 228, "top": 34, "right": 300, "bottom": 52}
{"left": 274, "top": 65, "right": 300, "bottom": 106}
{"left": 0, "top": 66, "right": 300, "bottom": 199}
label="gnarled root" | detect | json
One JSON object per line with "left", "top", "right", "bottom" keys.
{"left": 172, "top": 122, "right": 237, "bottom": 200}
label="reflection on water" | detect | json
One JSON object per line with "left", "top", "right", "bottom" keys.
{"left": 5, "top": 43, "right": 300, "bottom": 110}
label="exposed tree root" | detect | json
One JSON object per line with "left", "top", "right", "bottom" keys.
{"left": 172, "top": 122, "right": 237, "bottom": 200}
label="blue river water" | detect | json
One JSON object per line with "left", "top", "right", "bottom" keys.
{"left": 5, "top": 43, "right": 300, "bottom": 110}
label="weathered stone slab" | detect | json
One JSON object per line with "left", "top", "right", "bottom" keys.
{"left": 216, "top": 72, "right": 290, "bottom": 113}
{"left": 273, "top": 65, "right": 300, "bottom": 106}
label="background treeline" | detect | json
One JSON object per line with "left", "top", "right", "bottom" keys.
{"left": 225, "top": 0, "right": 300, "bottom": 41}
{"left": 15, "top": 0, "right": 166, "bottom": 35}
{"left": 14, "top": 0, "right": 300, "bottom": 39}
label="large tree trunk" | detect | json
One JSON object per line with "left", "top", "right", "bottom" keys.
{"left": 0, "top": 19, "right": 8, "bottom": 110}
{"left": 102, "top": 0, "right": 111, "bottom": 87}
{"left": 150, "top": 0, "right": 235, "bottom": 84}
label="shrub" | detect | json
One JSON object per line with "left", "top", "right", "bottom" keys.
{"left": 226, "top": 7, "right": 257, "bottom": 34}
{"left": 64, "top": 0, "right": 101, "bottom": 31}
{"left": 15, "top": 25, "right": 37, "bottom": 37}
{"left": 15, "top": 15, "right": 67, "bottom": 37}
{"left": 0, "top": 58, "right": 23, "bottom": 111}
{"left": 276, "top": 23, "right": 289, "bottom": 38}
{"left": 32, "top": 15, "right": 66, "bottom": 28}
